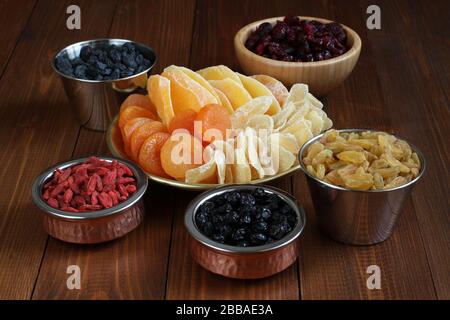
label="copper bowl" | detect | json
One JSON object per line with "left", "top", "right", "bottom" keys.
{"left": 185, "top": 185, "right": 306, "bottom": 279}
{"left": 31, "top": 156, "right": 148, "bottom": 244}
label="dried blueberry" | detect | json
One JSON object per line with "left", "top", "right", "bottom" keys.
{"left": 224, "top": 191, "right": 241, "bottom": 205}
{"left": 240, "top": 193, "right": 255, "bottom": 207}
{"left": 201, "top": 221, "right": 214, "bottom": 236}
{"left": 212, "top": 234, "right": 225, "bottom": 243}
{"left": 80, "top": 46, "right": 92, "bottom": 62}
{"left": 252, "top": 221, "right": 268, "bottom": 233}
{"left": 250, "top": 233, "right": 267, "bottom": 244}
{"left": 232, "top": 228, "right": 247, "bottom": 241}
{"left": 74, "top": 65, "right": 87, "bottom": 79}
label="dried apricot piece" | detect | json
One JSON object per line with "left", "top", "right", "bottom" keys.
{"left": 138, "top": 132, "right": 171, "bottom": 178}
{"left": 160, "top": 132, "right": 203, "bottom": 180}
{"left": 118, "top": 106, "right": 156, "bottom": 130}
{"left": 130, "top": 121, "right": 166, "bottom": 161}
{"left": 120, "top": 93, "right": 157, "bottom": 114}
{"left": 168, "top": 109, "right": 197, "bottom": 136}
{"left": 122, "top": 117, "right": 152, "bottom": 151}
{"left": 195, "top": 104, "right": 231, "bottom": 143}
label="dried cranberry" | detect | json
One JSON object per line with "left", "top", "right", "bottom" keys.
{"left": 267, "top": 42, "right": 286, "bottom": 58}
{"left": 244, "top": 16, "right": 348, "bottom": 62}
{"left": 271, "top": 21, "right": 289, "bottom": 40}
{"left": 284, "top": 15, "right": 300, "bottom": 26}
{"left": 245, "top": 33, "right": 260, "bottom": 50}
{"left": 315, "top": 52, "right": 324, "bottom": 61}
{"left": 256, "top": 22, "right": 273, "bottom": 37}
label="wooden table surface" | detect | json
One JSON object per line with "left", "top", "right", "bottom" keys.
{"left": 0, "top": 0, "right": 448, "bottom": 300}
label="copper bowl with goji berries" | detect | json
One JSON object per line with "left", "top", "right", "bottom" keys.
{"left": 31, "top": 156, "right": 148, "bottom": 244}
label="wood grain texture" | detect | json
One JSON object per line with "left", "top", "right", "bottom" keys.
{"left": 32, "top": 0, "right": 196, "bottom": 299}
{"left": 294, "top": 0, "right": 437, "bottom": 300}
{"left": 0, "top": 0, "right": 448, "bottom": 300}
{"left": 0, "top": 0, "right": 36, "bottom": 76}
{"left": 165, "top": 179, "right": 299, "bottom": 300}
{"left": 0, "top": 0, "right": 119, "bottom": 300}
{"left": 361, "top": 0, "right": 450, "bottom": 299}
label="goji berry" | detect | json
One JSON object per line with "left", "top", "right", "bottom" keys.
{"left": 98, "top": 192, "right": 113, "bottom": 208}
{"left": 125, "top": 185, "right": 137, "bottom": 194}
{"left": 41, "top": 157, "right": 137, "bottom": 212}
{"left": 47, "top": 198, "right": 59, "bottom": 208}
{"left": 63, "top": 189, "right": 73, "bottom": 204}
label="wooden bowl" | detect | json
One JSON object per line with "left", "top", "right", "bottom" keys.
{"left": 234, "top": 16, "right": 362, "bottom": 96}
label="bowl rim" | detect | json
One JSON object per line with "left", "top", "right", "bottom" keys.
{"left": 298, "top": 129, "right": 427, "bottom": 193}
{"left": 234, "top": 15, "right": 362, "bottom": 67}
{"left": 51, "top": 38, "right": 157, "bottom": 83}
{"left": 184, "top": 184, "right": 306, "bottom": 254}
{"left": 31, "top": 156, "right": 148, "bottom": 220}
{"left": 106, "top": 115, "right": 302, "bottom": 190}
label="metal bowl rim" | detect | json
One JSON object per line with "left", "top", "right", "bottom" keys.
{"left": 31, "top": 156, "right": 148, "bottom": 220}
{"left": 51, "top": 38, "right": 157, "bottom": 83}
{"left": 298, "top": 128, "right": 427, "bottom": 193}
{"left": 184, "top": 184, "right": 306, "bottom": 254}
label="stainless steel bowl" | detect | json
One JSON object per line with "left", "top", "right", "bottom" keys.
{"left": 52, "top": 39, "right": 157, "bottom": 131}
{"left": 185, "top": 185, "right": 306, "bottom": 279}
{"left": 299, "top": 129, "right": 426, "bottom": 245}
{"left": 31, "top": 156, "right": 148, "bottom": 244}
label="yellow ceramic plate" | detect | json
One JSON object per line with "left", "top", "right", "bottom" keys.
{"left": 106, "top": 116, "right": 300, "bottom": 190}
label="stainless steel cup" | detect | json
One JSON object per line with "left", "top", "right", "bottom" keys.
{"left": 299, "top": 129, "right": 426, "bottom": 245}
{"left": 52, "top": 39, "right": 157, "bottom": 131}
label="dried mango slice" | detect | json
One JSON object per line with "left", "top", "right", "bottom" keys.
{"left": 197, "top": 65, "right": 243, "bottom": 85}
{"left": 175, "top": 65, "right": 221, "bottom": 102}
{"left": 236, "top": 73, "right": 281, "bottom": 115}
{"left": 162, "top": 66, "right": 218, "bottom": 114}
{"left": 147, "top": 75, "right": 175, "bottom": 127}
{"left": 213, "top": 88, "right": 234, "bottom": 114}
{"left": 251, "top": 74, "right": 289, "bottom": 107}
{"left": 208, "top": 78, "right": 252, "bottom": 110}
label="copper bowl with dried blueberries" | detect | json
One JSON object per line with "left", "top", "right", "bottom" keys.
{"left": 31, "top": 156, "right": 148, "bottom": 244}
{"left": 185, "top": 185, "right": 306, "bottom": 279}
{"left": 234, "top": 15, "right": 361, "bottom": 96}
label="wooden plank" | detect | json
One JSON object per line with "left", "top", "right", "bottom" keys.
{"left": 0, "top": 0, "right": 36, "bottom": 75}
{"left": 0, "top": 0, "right": 119, "bottom": 300}
{"left": 166, "top": 179, "right": 299, "bottom": 300}
{"left": 32, "top": 0, "right": 196, "bottom": 299}
{"left": 360, "top": 0, "right": 450, "bottom": 299}
{"left": 165, "top": 0, "right": 300, "bottom": 300}
{"left": 294, "top": 0, "right": 437, "bottom": 299}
